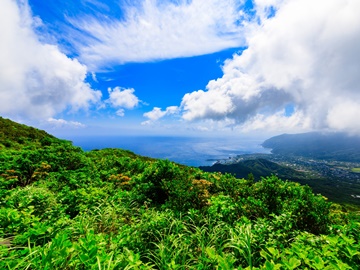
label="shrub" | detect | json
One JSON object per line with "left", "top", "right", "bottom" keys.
{"left": 250, "top": 176, "right": 331, "bottom": 234}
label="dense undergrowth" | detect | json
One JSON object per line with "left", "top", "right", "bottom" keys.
{"left": 0, "top": 117, "right": 359, "bottom": 269}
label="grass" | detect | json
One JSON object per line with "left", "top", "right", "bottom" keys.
{"left": 1, "top": 117, "right": 360, "bottom": 269}
{"left": 351, "top": 167, "right": 360, "bottom": 173}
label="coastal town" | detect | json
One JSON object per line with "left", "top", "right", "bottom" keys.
{"left": 216, "top": 153, "right": 360, "bottom": 182}
{"left": 212, "top": 153, "right": 360, "bottom": 203}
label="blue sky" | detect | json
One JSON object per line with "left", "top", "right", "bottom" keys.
{"left": 1, "top": 0, "right": 360, "bottom": 138}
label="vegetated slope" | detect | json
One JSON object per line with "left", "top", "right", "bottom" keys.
{"left": 200, "top": 158, "right": 306, "bottom": 180}
{"left": 200, "top": 157, "right": 360, "bottom": 206}
{"left": 0, "top": 116, "right": 61, "bottom": 149}
{"left": 263, "top": 132, "right": 360, "bottom": 162}
{"left": 1, "top": 118, "right": 359, "bottom": 269}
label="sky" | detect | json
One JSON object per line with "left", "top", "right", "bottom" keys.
{"left": 1, "top": 0, "right": 360, "bottom": 138}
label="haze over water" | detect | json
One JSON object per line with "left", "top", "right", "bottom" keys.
{"left": 68, "top": 136, "right": 270, "bottom": 167}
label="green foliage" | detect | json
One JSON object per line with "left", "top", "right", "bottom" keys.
{"left": 132, "top": 159, "right": 181, "bottom": 205}
{"left": 200, "top": 158, "right": 307, "bottom": 181}
{"left": 0, "top": 116, "right": 63, "bottom": 150}
{"left": 250, "top": 176, "right": 331, "bottom": 234}
{"left": 1, "top": 118, "right": 359, "bottom": 269}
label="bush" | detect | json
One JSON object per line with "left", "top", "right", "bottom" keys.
{"left": 250, "top": 176, "right": 331, "bottom": 234}
{"left": 5, "top": 186, "right": 58, "bottom": 219}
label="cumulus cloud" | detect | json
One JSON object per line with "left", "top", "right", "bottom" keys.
{"left": 108, "top": 87, "right": 139, "bottom": 109}
{"left": 142, "top": 106, "right": 179, "bottom": 125}
{"left": 107, "top": 87, "right": 140, "bottom": 116}
{"left": 180, "top": 0, "right": 360, "bottom": 134}
{"left": 0, "top": 0, "right": 101, "bottom": 120}
{"left": 74, "top": 0, "right": 247, "bottom": 69}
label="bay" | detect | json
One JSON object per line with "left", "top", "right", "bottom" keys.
{"left": 66, "top": 136, "right": 270, "bottom": 167}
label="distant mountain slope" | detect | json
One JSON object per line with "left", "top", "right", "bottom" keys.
{"left": 199, "top": 158, "right": 305, "bottom": 180}
{"left": 0, "top": 116, "right": 60, "bottom": 149}
{"left": 262, "top": 132, "right": 360, "bottom": 162}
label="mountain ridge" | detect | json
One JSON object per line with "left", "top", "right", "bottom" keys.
{"left": 0, "top": 116, "right": 61, "bottom": 150}
{"left": 262, "top": 132, "right": 360, "bottom": 162}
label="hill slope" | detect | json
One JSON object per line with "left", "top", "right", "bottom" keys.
{"left": 1, "top": 118, "right": 359, "bottom": 269}
{"left": 262, "top": 132, "right": 360, "bottom": 162}
{"left": 200, "top": 158, "right": 306, "bottom": 180}
{"left": 0, "top": 117, "right": 60, "bottom": 149}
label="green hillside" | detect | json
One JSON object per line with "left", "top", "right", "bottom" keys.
{"left": 1, "top": 118, "right": 359, "bottom": 269}
{"left": 0, "top": 117, "right": 61, "bottom": 150}
{"left": 200, "top": 158, "right": 306, "bottom": 180}
{"left": 263, "top": 132, "right": 360, "bottom": 162}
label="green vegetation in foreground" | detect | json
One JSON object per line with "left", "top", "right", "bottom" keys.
{"left": 351, "top": 167, "right": 360, "bottom": 173}
{"left": 1, "top": 117, "right": 359, "bottom": 269}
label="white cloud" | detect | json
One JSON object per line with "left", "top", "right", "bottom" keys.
{"left": 74, "top": 0, "right": 247, "bottom": 69}
{"left": 91, "top": 72, "right": 98, "bottom": 82}
{"left": 143, "top": 107, "right": 167, "bottom": 122}
{"left": 116, "top": 109, "right": 125, "bottom": 117}
{"left": 240, "top": 111, "right": 311, "bottom": 133}
{"left": 180, "top": 0, "right": 360, "bottom": 134}
{"left": 0, "top": 0, "right": 101, "bottom": 120}
{"left": 107, "top": 87, "right": 140, "bottom": 116}
{"left": 47, "top": 118, "right": 86, "bottom": 128}
{"left": 108, "top": 87, "right": 139, "bottom": 108}
{"left": 326, "top": 101, "right": 360, "bottom": 134}
{"left": 142, "top": 106, "right": 179, "bottom": 125}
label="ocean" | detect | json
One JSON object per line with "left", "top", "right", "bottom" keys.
{"left": 66, "top": 136, "right": 270, "bottom": 167}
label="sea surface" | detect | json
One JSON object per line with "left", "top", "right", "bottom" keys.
{"left": 67, "top": 136, "right": 270, "bottom": 167}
